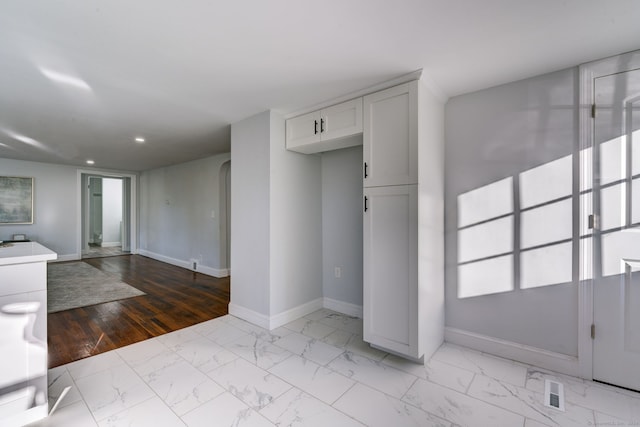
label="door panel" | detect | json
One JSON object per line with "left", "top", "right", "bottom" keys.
{"left": 363, "top": 185, "right": 418, "bottom": 357}
{"left": 593, "top": 68, "right": 640, "bottom": 390}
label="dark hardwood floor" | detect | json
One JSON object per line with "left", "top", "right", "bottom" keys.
{"left": 47, "top": 255, "right": 230, "bottom": 368}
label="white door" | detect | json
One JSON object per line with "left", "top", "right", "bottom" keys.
{"left": 363, "top": 81, "right": 418, "bottom": 188}
{"left": 363, "top": 184, "right": 418, "bottom": 358}
{"left": 593, "top": 67, "right": 640, "bottom": 391}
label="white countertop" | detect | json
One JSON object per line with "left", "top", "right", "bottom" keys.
{"left": 0, "top": 242, "right": 57, "bottom": 266}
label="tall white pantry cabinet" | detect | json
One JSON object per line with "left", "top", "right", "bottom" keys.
{"left": 286, "top": 78, "right": 444, "bottom": 362}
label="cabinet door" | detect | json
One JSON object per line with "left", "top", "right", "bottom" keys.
{"left": 363, "top": 184, "right": 419, "bottom": 358}
{"left": 286, "top": 110, "right": 321, "bottom": 151}
{"left": 321, "top": 98, "right": 363, "bottom": 142}
{"left": 363, "top": 81, "right": 418, "bottom": 187}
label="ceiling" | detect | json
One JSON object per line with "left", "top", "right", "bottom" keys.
{"left": 1, "top": 1, "right": 639, "bottom": 172}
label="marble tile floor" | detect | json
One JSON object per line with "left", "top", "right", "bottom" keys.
{"left": 29, "top": 309, "right": 640, "bottom": 427}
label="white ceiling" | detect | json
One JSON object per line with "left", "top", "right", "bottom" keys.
{"left": 1, "top": 1, "right": 639, "bottom": 171}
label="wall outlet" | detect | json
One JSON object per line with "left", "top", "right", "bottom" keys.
{"left": 334, "top": 267, "right": 341, "bottom": 278}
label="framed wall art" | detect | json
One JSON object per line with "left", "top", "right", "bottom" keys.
{"left": 0, "top": 176, "right": 33, "bottom": 224}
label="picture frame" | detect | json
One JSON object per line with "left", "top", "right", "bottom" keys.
{"left": 0, "top": 176, "right": 34, "bottom": 224}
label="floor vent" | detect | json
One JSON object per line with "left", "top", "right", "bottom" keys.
{"left": 544, "top": 379, "right": 565, "bottom": 411}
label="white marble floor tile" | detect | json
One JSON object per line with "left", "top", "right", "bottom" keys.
{"left": 403, "top": 378, "right": 525, "bottom": 427}
{"left": 467, "top": 374, "right": 595, "bottom": 426}
{"left": 274, "top": 332, "right": 344, "bottom": 366}
{"left": 431, "top": 343, "right": 527, "bottom": 387}
{"left": 283, "top": 318, "right": 337, "bottom": 339}
{"left": 122, "top": 344, "right": 183, "bottom": 378}
{"left": 48, "top": 366, "right": 82, "bottom": 410}
{"left": 221, "top": 315, "right": 293, "bottom": 344}
{"left": 173, "top": 336, "right": 238, "bottom": 373}
{"left": 74, "top": 363, "right": 155, "bottom": 421}
{"left": 182, "top": 392, "right": 274, "bottom": 427}
{"left": 333, "top": 383, "right": 451, "bottom": 427}
{"left": 268, "top": 355, "right": 354, "bottom": 404}
{"left": 117, "top": 339, "right": 182, "bottom": 377}
{"left": 98, "top": 397, "right": 185, "bottom": 427}
{"left": 344, "top": 334, "right": 388, "bottom": 361}
{"left": 322, "top": 329, "right": 387, "bottom": 361}
{"left": 526, "top": 367, "right": 640, "bottom": 421}
{"left": 303, "top": 308, "right": 338, "bottom": 321}
{"left": 194, "top": 317, "right": 249, "bottom": 345}
{"left": 382, "top": 354, "right": 475, "bottom": 393}
{"left": 67, "top": 351, "right": 126, "bottom": 381}
{"left": 27, "top": 400, "right": 98, "bottom": 427}
{"left": 226, "top": 334, "right": 292, "bottom": 370}
{"left": 156, "top": 327, "right": 202, "bottom": 349}
{"left": 142, "top": 360, "right": 224, "bottom": 416}
{"left": 311, "top": 311, "right": 363, "bottom": 334}
{"left": 260, "top": 388, "right": 363, "bottom": 427}
{"left": 327, "top": 352, "right": 417, "bottom": 399}
{"left": 207, "top": 358, "right": 291, "bottom": 410}
{"left": 321, "top": 329, "right": 353, "bottom": 348}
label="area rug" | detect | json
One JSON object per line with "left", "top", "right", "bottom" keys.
{"left": 47, "top": 262, "right": 145, "bottom": 313}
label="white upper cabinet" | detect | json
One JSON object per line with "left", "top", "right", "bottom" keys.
{"left": 363, "top": 81, "right": 418, "bottom": 187}
{"left": 286, "top": 98, "right": 363, "bottom": 154}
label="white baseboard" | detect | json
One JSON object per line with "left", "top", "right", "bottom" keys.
{"left": 198, "top": 265, "right": 229, "bottom": 278}
{"left": 99, "top": 241, "right": 121, "bottom": 248}
{"left": 228, "top": 303, "right": 270, "bottom": 329}
{"left": 138, "top": 249, "right": 190, "bottom": 270}
{"left": 138, "top": 250, "right": 228, "bottom": 278}
{"left": 445, "top": 327, "right": 580, "bottom": 377}
{"left": 269, "top": 298, "right": 324, "bottom": 329}
{"left": 229, "top": 297, "right": 362, "bottom": 331}
{"left": 49, "top": 254, "right": 80, "bottom": 263}
{"left": 323, "top": 298, "right": 363, "bottom": 318}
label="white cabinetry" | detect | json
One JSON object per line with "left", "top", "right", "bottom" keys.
{"left": 0, "top": 242, "right": 57, "bottom": 426}
{"left": 363, "top": 82, "right": 418, "bottom": 187}
{"left": 286, "top": 98, "right": 363, "bottom": 154}
{"left": 363, "top": 81, "right": 424, "bottom": 360}
{"left": 363, "top": 185, "right": 418, "bottom": 356}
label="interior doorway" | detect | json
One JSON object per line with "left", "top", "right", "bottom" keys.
{"left": 79, "top": 172, "right": 136, "bottom": 259}
{"left": 219, "top": 161, "right": 231, "bottom": 275}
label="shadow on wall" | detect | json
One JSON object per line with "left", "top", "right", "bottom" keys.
{"left": 456, "top": 128, "right": 640, "bottom": 299}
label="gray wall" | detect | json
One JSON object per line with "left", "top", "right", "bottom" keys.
{"left": 321, "top": 146, "right": 363, "bottom": 307}
{"left": 0, "top": 158, "right": 79, "bottom": 258}
{"left": 445, "top": 68, "right": 580, "bottom": 356}
{"left": 230, "top": 111, "right": 271, "bottom": 315}
{"left": 230, "top": 110, "right": 323, "bottom": 321}
{"left": 269, "top": 111, "right": 323, "bottom": 315}
{"left": 139, "top": 152, "right": 231, "bottom": 273}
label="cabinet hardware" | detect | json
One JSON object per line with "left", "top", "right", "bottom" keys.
{"left": 314, "top": 120, "right": 318, "bottom": 135}
{"left": 320, "top": 118, "right": 325, "bottom": 133}
{"left": 364, "top": 196, "right": 368, "bottom": 212}
{"left": 591, "top": 324, "right": 595, "bottom": 339}
{"left": 588, "top": 214, "right": 598, "bottom": 229}
{"left": 364, "top": 162, "right": 368, "bottom": 179}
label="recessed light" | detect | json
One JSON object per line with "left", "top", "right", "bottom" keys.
{"left": 135, "top": 137, "right": 145, "bottom": 143}
{"left": 86, "top": 160, "right": 95, "bottom": 165}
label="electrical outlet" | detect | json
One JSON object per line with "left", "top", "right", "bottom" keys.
{"left": 334, "top": 267, "right": 341, "bottom": 278}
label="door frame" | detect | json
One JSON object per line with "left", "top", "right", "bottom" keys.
{"left": 76, "top": 169, "right": 137, "bottom": 258}
{"left": 578, "top": 49, "right": 640, "bottom": 380}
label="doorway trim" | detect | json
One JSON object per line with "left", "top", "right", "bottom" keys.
{"left": 219, "top": 160, "right": 231, "bottom": 276}
{"left": 76, "top": 169, "right": 138, "bottom": 259}
{"left": 578, "top": 49, "right": 640, "bottom": 380}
